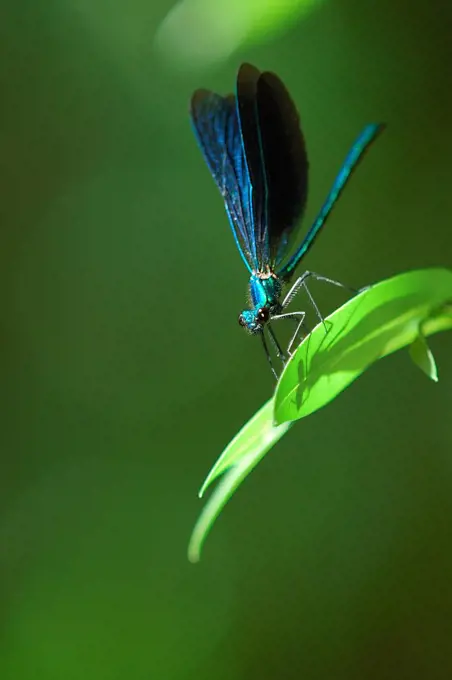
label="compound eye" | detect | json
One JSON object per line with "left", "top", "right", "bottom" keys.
{"left": 238, "top": 313, "right": 247, "bottom": 327}
{"left": 257, "top": 307, "right": 269, "bottom": 323}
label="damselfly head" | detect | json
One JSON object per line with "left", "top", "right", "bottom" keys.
{"left": 238, "top": 306, "right": 270, "bottom": 334}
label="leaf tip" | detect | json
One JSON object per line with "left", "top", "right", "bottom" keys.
{"left": 187, "top": 547, "right": 201, "bottom": 564}
{"left": 198, "top": 474, "right": 213, "bottom": 498}
{"left": 408, "top": 334, "right": 439, "bottom": 382}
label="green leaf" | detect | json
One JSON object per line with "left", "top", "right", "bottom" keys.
{"left": 188, "top": 401, "right": 290, "bottom": 563}
{"left": 156, "top": 0, "right": 323, "bottom": 69}
{"left": 409, "top": 333, "right": 438, "bottom": 381}
{"left": 198, "top": 400, "right": 291, "bottom": 497}
{"left": 274, "top": 268, "right": 452, "bottom": 425}
{"left": 189, "top": 268, "right": 452, "bottom": 561}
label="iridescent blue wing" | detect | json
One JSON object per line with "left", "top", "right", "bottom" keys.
{"left": 236, "top": 64, "right": 309, "bottom": 270}
{"left": 190, "top": 89, "right": 257, "bottom": 272}
{"left": 279, "top": 123, "right": 386, "bottom": 281}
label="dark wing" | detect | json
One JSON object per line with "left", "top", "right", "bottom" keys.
{"left": 235, "top": 64, "right": 266, "bottom": 268}
{"left": 190, "top": 88, "right": 257, "bottom": 272}
{"left": 256, "top": 68, "right": 309, "bottom": 267}
{"left": 236, "top": 64, "right": 309, "bottom": 270}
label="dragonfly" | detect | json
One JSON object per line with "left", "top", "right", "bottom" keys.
{"left": 190, "top": 63, "right": 385, "bottom": 378}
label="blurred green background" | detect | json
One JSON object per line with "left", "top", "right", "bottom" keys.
{"left": 1, "top": 0, "right": 452, "bottom": 678}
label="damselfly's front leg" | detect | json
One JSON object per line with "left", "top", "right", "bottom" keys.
{"left": 282, "top": 270, "right": 355, "bottom": 330}
{"left": 270, "top": 311, "right": 307, "bottom": 356}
